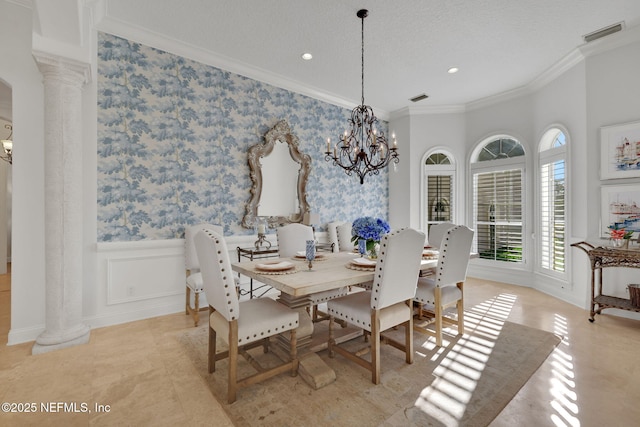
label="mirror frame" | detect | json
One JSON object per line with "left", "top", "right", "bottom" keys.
{"left": 242, "top": 120, "right": 311, "bottom": 229}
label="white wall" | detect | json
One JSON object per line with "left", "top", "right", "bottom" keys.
{"left": 583, "top": 39, "right": 640, "bottom": 317}
{"left": 390, "top": 109, "right": 467, "bottom": 232}
{"left": 388, "top": 114, "right": 411, "bottom": 229}
{"left": 531, "top": 62, "right": 589, "bottom": 307}
{"left": 0, "top": 2, "right": 47, "bottom": 344}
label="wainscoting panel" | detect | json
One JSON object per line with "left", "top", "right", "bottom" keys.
{"left": 90, "top": 232, "right": 331, "bottom": 329}
{"left": 106, "top": 253, "right": 183, "bottom": 305}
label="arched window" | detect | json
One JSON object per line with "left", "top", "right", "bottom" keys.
{"left": 421, "top": 150, "right": 455, "bottom": 234}
{"left": 538, "top": 128, "right": 567, "bottom": 276}
{"left": 471, "top": 136, "right": 525, "bottom": 263}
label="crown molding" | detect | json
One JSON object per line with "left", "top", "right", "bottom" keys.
{"left": 467, "top": 23, "right": 640, "bottom": 111}
{"left": 389, "top": 104, "right": 466, "bottom": 120}
{"left": 528, "top": 49, "right": 585, "bottom": 92}
{"left": 95, "top": 16, "right": 390, "bottom": 118}
{"left": 95, "top": 13, "right": 640, "bottom": 120}
{"left": 465, "top": 85, "right": 530, "bottom": 112}
{"left": 392, "top": 41, "right": 587, "bottom": 115}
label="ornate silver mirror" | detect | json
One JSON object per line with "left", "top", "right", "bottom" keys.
{"left": 242, "top": 120, "right": 311, "bottom": 229}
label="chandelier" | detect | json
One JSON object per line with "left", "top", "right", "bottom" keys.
{"left": 325, "top": 9, "right": 398, "bottom": 185}
{"left": 1, "top": 124, "right": 12, "bottom": 165}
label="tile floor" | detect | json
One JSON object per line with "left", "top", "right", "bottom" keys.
{"left": 1, "top": 265, "right": 639, "bottom": 426}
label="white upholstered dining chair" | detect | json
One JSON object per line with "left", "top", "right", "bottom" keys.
{"left": 184, "top": 223, "right": 223, "bottom": 326}
{"left": 427, "top": 222, "right": 454, "bottom": 249}
{"left": 327, "top": 221, "right": 345, "bottom": 253}
{"left": 276, "top": 223, "right": 315, "bottom": 257}
{"left": 327, "top": 228, "right": 425, "bottom": 384}
{"left": 277, "top": 223, "right": 349, "bottom": 323}
{"left": 336, "top": 222, "right": 353, "bottom": 252}
{"left": 414, "top": 225, "right": 474, "bottom": 347}
{"left": 194, "top": 228, "right": 299, "bottom": 404}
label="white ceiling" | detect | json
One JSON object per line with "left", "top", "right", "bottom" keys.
{"left": 100, "top": 1, "right": 640, "bottom": 114}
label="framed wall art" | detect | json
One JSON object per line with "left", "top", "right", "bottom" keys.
{"left": 600, "top": 184, "right": 640, "bottom": 238}
{"left": 600, "top": 120, "right": 640, "bottom": 179}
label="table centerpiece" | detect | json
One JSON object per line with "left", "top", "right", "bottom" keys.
{"left": 351, "top": 216, "right": 391, "bottom": 259}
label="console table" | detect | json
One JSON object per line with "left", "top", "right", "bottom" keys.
{"left": 236, "top": 246, "right": 279, "bottom": 298}
{"left": 571, "top": 241, "right": 640, "bottom": 322}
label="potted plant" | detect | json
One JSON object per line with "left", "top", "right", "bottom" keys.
{"left": 608, "top": 224, "right": 633, "bottom": 248}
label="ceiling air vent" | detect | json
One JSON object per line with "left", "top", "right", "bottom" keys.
{"left": 410, "top": 93, "right": 429, "bottom": 102}
{"left": 583, "top": 22, "right": 624, "bottom": 43}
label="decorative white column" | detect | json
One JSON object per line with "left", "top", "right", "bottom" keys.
{"left": 32, "top": 52, "right": 91, "bottom": 354}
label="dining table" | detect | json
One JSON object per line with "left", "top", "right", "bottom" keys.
{"left": 231, "top": 250, "right": 440, "bottom": 389}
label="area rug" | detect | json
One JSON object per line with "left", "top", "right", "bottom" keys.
{"left": 178, "top": 312, "right": 561, "bottom": 427}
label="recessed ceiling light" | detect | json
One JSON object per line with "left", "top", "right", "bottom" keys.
{"left": 448, "top": 67, "right": 459, "bottom": 74}
{"left": 301, "top": 53, "right": 313, "bottom": 61}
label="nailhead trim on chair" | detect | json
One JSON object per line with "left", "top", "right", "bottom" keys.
{"left": 369, "top": 228, "right": 408, "bottom": 309}
{"left": 327, "top": 307, "right": 371, "bottom": 329}
{"left": 416, "top": 225, "right": 465, "bottom": 304}
{"left": 435, "top": 226, "right": 464, "bottom": 286}
{"left": 238, "top": 319, "right": 299, "bottom": 343}
{"left": 208, "top": 233, "right": 237, "bottom": 320}
{"left": 207, "top": 228, "right": 301, "bottom": 345}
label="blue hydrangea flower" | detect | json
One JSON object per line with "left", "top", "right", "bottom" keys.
{"left": 351, "top": 216, "right": 390, "bottom": 245}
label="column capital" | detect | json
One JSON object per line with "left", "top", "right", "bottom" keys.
{"left": 32, "top": 50, "right": 92, "bottom": 86}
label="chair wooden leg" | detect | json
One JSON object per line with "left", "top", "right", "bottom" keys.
{"left": 193, "top": 292, "right": 200, "bottom": 327}
{"left": 228, "top": 320, "right": 239, "bottom": 404}
{"left": 289, "top": 329, "right": 298, "bottom": 377}
{"left": 435, "top": 287, "right": 443, "bottom": 347}
{"left": 371, "top": 310, "right": 380, "bottom": 385}
{"left": 457, "top": 281, "right": 465, "bottom": 335}
{"left": 405, "top": 301, "right": 413, "bottom": 364}
{"left": 328, "top": 316, "right": 335, "bottom": 358}
{"left": 185, "top": 287, "right": 191, "bottom": 315}
{"left": 208, "top": 324, "right": 216, "bottom": 373}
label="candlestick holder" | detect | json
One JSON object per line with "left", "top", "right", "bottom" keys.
{"left": 254, "top": 233, "right": 272, "bottom": 250}
{"left": 254, "top": 217, "right": 271, "bottom": 249}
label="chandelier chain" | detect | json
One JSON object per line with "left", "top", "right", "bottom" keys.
{"left": 361, "top": 11, "right": 365, "bottom": 107}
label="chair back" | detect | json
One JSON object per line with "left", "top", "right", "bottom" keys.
{"left": 327, "top": 221, "right": 345, "bottom": 253}
{"left": 194, "top": 228, "right": 240, "bottom": 321}
{"left": 276, "top": 223, "right": 314, "bottom": 257}
{"left": 428, "top": 222, "right": 454, "bottom": 249}
{"left": 336, "top": 222, "right": 353, "bottom": 252}
{"left": 185, "top": 223, "right": 223, "bottom": 272}
{"left": 370, "top": 228, "right": 425, "bottom": 309}
{"left": 434, "top": 225, "right": 474, "bottom": 287}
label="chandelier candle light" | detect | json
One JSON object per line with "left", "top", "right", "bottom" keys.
{"left": 324, "top": 9, "right": 398, "bottom": 184}
{"left": 1, "top": 124, "right": 12, "bottom": 165}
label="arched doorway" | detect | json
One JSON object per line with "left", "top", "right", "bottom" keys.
{"left": 0, "top": 80, "right": 12, "bottom": 343}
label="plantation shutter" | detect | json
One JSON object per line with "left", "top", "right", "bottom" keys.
{"left": 427, "top": 175, "right": 452, "bottom": 223}
{"left": 540, "top": 159, "right": 565, "bottom": 272}
{"left": 474, "top": 168, "right": 523, "bottom": 262}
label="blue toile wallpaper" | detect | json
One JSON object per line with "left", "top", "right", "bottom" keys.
{"left": 97, "top": 32, "right": 389, "bottom": 242}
